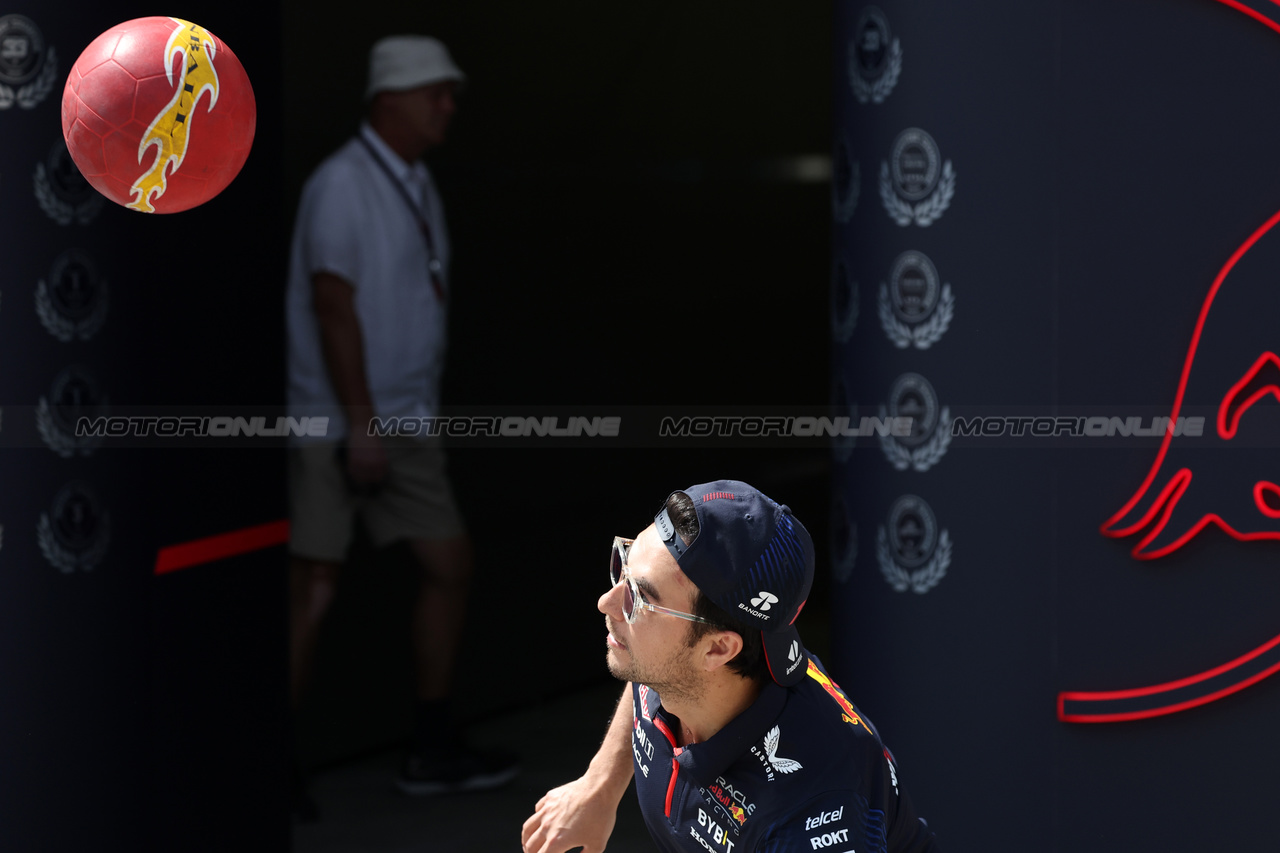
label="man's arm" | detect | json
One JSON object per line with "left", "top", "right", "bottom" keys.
{"left": 311, "top": 272, "right": 386, "bottom": 486}
{"left": 522, "top": 685, "right": 635, "bottom": 853}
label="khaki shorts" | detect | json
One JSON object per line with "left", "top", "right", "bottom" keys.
{"left": 288, "top": 439, "right": 466, "bottom": 562}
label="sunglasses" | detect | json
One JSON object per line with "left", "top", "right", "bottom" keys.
{"left": 610, "top": 536, "right": 712, "bottom": 626}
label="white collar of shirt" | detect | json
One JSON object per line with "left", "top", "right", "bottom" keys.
{"left": 359, "top": 122, "right": 431, "bottom": 203}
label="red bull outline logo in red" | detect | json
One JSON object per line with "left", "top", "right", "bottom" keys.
{"left": 1061, "top": 0, "right": 1280, "bottom": 721}
{"left": 1100, "top": 211, "right": 1280, "bottom": 560}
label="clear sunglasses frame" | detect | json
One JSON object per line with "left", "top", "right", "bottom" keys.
{"left": 610, "top": 536, "right": 712, "bottom": 626}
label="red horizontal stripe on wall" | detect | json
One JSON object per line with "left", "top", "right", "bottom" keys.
{"left": 154, "top": 519, "right": 290, "bottom": 575}
{"left": 1059, "top": 630, "right": 1280, "bottom": 723}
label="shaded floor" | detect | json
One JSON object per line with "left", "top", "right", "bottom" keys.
{"left": 293, "top": 679, "right": 653, "bottom": 853}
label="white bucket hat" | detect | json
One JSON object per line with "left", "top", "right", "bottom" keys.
{"left": 365, "top": 35, "right": 465, "bottom": 100}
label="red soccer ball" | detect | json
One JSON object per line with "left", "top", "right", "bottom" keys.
{"left": 61, "top": 16, "right": 256, "bottom": 214}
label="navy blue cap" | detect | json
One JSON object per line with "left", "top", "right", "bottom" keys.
{"left": 654, "top": 480, "right": 815, "bottom": 686}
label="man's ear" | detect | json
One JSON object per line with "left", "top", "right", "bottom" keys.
{"left": 699, "top": 629, "right": 744, "bottom": 673}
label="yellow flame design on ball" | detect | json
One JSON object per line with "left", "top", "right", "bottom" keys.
{"left": 127, "top": 19, "right": 220, "bottom": 213}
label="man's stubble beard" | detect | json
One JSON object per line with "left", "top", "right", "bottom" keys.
{"left": 605, "top": 631, "right": 703, "bottom": 705}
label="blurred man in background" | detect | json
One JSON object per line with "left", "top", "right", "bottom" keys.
{"left": 286, "top": 34, "right": 517, "bottom": 817}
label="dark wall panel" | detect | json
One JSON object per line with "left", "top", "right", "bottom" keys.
{"left": 833, "top": 1, "right": 1280, "bottom": 849}
{"left": 0, "top": 3, "right": 288, "bottom": 847}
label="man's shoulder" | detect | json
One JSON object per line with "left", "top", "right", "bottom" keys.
{"left": 302, "top": 136, "right": 370, "bottom": 194}
{"left": 724, "top": 671, "right": 894, "bottom": 847}
{"left": 711, "top": 667, "right": 883, "bottom": 797}
{"left": 779, "top": 658, "right": 886, "bottom": 764}
{"left": 709, "top": 703, "right": 869, "bottom": 848}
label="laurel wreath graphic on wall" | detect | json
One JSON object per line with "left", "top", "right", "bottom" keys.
{"left": 879, "top": 160, "right": 956, "bottom": 227}
{"left": 877, "top": 527, "right": 950, "bottom": 593}
{"left": 0, "top": 46, "right": 56, "bottom": 109}
{"left": 833, "top": 159, "right": 861, "bottom": 224}
{"left": 34, "top": 162, "right": 103, "bottom": 226}
{"left": 36, "top": 277, "right": 109, "bottom": 342}
{"left": 832, "top": 279, "right": 860, "bottom": 343}
{"left": 877, "top": 405, "right": 952, "bottom": 472}
{"left": 38, "top": 510, "right": 111, "bottom": 573}
{"left": 878, "top": 283, "right": 954, "bottom": 349}
{"left": 850, "top": 38, "right": 902, "bottom": 105}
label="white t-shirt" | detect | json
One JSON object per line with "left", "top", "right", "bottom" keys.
{"left": 286, "top": 123, "right": 450, "bottom": 440}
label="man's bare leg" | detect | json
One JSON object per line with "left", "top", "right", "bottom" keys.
{"left": 398, "top": 534, "right": 518, "bottom": 793}
{"left": 407, "top": 535, "right": 473, "bottom": 703}
{"left": 290, "top": 555, "right": 343, "bottom": 709}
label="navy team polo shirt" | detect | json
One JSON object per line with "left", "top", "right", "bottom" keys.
{"left": 630, "top": 654, "right": 939, "bottom": 853}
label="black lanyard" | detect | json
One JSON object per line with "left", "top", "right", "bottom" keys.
{"left": 359, "top": 134, "right": 446, "bottom": 302}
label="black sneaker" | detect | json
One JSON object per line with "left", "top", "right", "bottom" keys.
{"left": 396, "top": 746, "right": 520, "bottom": 796}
